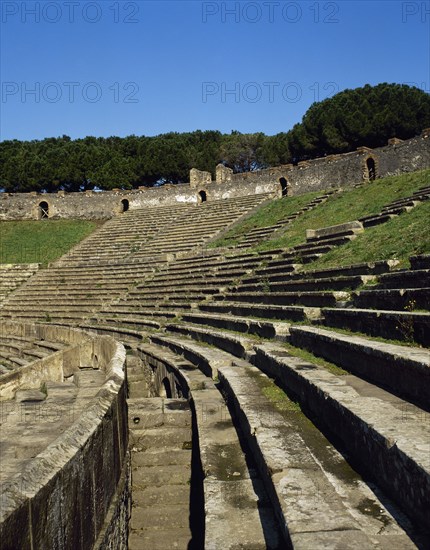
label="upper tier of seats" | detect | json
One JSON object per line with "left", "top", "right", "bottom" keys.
{"left": 56, "top": 193, "right": 271, "bottom": 267}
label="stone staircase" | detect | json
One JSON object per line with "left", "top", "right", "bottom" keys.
{"left": 231, "top": 191, "right": 337, "bottom": 249}
{"left": 1, "top": 187, "right": 429, "bottom": 548}
{"left": 56, "top": 203, "right": 193, "bottom": 266}
{"left": 80, "top": 251, "right": 430, "bottom": 547}
{"left": 0, "top": 263, "right": 39, "bottom": 304}
{"left": 127, "top": 396, "right": 194, "bottom": 549}
{"left": 0, "top": 194, "right": 270, "bottom": 324}
{"left": 0, "top": 334, "right": 65, "bottom": 373}
{"left": 358, "top": 184, "right": 430, "bottom": 227}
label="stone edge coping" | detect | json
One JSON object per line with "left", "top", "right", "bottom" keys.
{"left": 0, "top": 322, "right": 126, "bottom": 522}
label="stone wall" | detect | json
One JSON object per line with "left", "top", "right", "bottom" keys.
{"left": 0, "top": 322, "right": 128, "bottom": 550}
{"left": 0, "top": 179, "right": 279, "bottom": 221}
{"left": 0, "top": 131, "right": 428, "bottom": 221}
{"left": 216, "top": 163, "right": 233, "bottom": 184}
{"left": 190, "top": 168, "right": 212, "bottom": 188}
{"left": 229, "top": 131, "right": 430, "bottom": 195}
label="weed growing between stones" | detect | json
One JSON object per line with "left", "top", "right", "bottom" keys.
{"left": 396, "top": 299, "right": 417, "bottom": 343}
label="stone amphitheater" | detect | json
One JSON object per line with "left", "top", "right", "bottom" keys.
{"left": 0, "top": 134, "right": 429, "bottom": 549}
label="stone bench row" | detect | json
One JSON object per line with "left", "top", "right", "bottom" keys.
{"left": 152, "top": 322, "right": 430, "bottom": 533}
{"left": 135, "top": 341, "right": 282, "bottom": 548}
{"left": 145, "top": 332, "right": 424, "bottom": 546}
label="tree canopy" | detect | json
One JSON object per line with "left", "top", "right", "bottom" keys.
{"left": 1, "top": 83, "right": 428, "bottom": 192}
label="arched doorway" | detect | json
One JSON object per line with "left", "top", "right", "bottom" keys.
{"left": 366, "top": 157, "right": 376, "bottom": 181}
{"left": 279, "top": 177, "right": 289, "bottom": 197}
{"left": 160, "top": 377, "right": 172, "bottom": 398}
{"left": 38, "top": 201, "right": 49, "bottom": 219}
{"left": 198, "top": 190, "right": 207, "bottom": 203}
{"left": 120, "top": 198, "right": 129, "bottom": 212}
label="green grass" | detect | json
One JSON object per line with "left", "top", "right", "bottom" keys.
{"left": 208, "top": 168, "right": 430, "bottom": 269}
{"left": 0, "top": 219, "right": 101, "bottom": 266}
{"left": 311, "top": 324, "right": 423, "bottom": 348}
{"left": 300, "top": 200, "right": 430, "bottom": 270}
{"left": 283, "top": 342, "right": 348, "bottom": 376}
{"left": 209, "top": 191, "right": 323, "bottom": 248}
{"left": 253, "top": 169, "right": 429, "bottom": 252}
{"left": 245, "top": 366, "right": 302, "bottom": 413}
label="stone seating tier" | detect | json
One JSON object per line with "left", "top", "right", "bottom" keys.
{"left": 142, "top": 332, "right": 428, "bottom": 546}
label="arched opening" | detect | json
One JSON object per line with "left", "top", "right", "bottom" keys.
{"left": 38, "top": 201, "right": 49, "bottom": 219}
{"left": 160, "top": 377, "right": 172, "bottom": 398}
{"left": 198, "top": 190, "right": 207, "bottom": 203}
{"left": 120, "top": 198, "right": 129, "bottom": 212}
{"left": 279, "top": 177, "right": 289, "bottom": 197}
{"left": 175, "top": 382, "right": 183, "bottom": 398}
{"left": 366, "top": 157, "right": 376, "bottom": 181}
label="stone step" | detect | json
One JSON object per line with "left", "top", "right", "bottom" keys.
{"left": 1, "top": 301, "right": 105, "bottom": 310}
{"left": 121, "top": 301, "right": 194, "bottom": 311}
{"left": 132, "top": 281, "right": 229, "bottom": 293}
{"left": 217, "top": 363, "right": 420, "bottom": 549}
{"left": 127, "top": 398, "right": 193, "bottom": 549}
{"left": 180, "top": 312, "right": 290, "bottom": 340}
{"left": 126, "top": 292, "right": 219, "bottom": 303}
{"left": 352, "top": 287, "right": 430, "bottom": 311}
{"left": 413, "top": 187, "right": 430, "bottom": 197}
{"left": 137, "top": 344, "right": 282, "bottom": 548}
{"left": 288, "top": 325, "right": 430, "bottom": 409}
{"left": 236, "top": 275, "right": 371, "bottom": 293}
{"left": 92, "top": 316, "right": 162, "bottom": 331}
{"left": 99, "top": 308, "right": 177, "bottom": 319}
{"left": 359, "top": 213, "right": 395, "bottom": 227}
{"left": 291, "top": 259, "right": 398, "bottom": 280}
{"left": 145, "top": 336, "right": 425, "bottom": 547}
{"left": 127, "top": 281, "right": 222, "bottom": 300}
{"left": 0, "top": 353, "right": 28, "bottom": 367}
{"left": 305, "top": 221, "right": 364, "bottom": 241}
{"left": 303, "top": 233, "right": 358, "bottom": 246}
{"left": 321, "top": 307, "right": 430, "bottom": 347}
{"left": 274, "top": 252, "right": 323, "bottom": 265}
{"left": 252, "top": 342, "right": 430, "bottom": 532}
{"left": 164, "top": 324, "right": 253, "bottom": 360}
{"left": 380, "top": 206, "right": 412, "bottom": 216}
{"left": 198, "top": 302, "right": 318, "bottom": 322}
{"left": 0, "top": 309, "right": 90, "bottom": 320}
{"left": 5, "top": 290, "right": 119, "bottom": 299}
{"left": 253, "top": 263, "right": 301, "bottom": 277}
{"left": 214, "top": 291, "right": 349, "bottom": 308}
{"left": 151, "top": 267, "right": 252, "bottom": 282}
{"left": 377, "top": 269, "right": 430, "bottom": 289}
{"left": 0, "top": 355, "right": 16, "bottom": 371}
{"left": 79, "top": 323, "right": 144, "bottom": 343}
{"left": 382, "top": 199, "right": 419, "bottom": 210}
{"left": 415, "top": 184, "right": 430, "bottom": 193}
{"left": 410, "top": 254, "right": 430, "bottom": 270}
{"left": 285, "top": 244, "right": 335, "bottom": 257}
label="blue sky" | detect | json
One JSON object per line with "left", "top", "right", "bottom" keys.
{"left": 1, "top": 0, "right": 429, "bottom": 141}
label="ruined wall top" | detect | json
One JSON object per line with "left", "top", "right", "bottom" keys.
{"left": 0, "top": 131, "right": 429, "bottom": 221}
{"left": 189, "top": 168, "right": 212, "bottom": 188}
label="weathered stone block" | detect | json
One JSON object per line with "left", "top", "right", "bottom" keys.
{"left": 306, "top": 220, "right": 363, "bottom": 240}
{"left": 189, "top": 168, "right": 212, "bottom": 188}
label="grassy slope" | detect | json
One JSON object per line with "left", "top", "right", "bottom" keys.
{"left": 256, "top": 169, "right": 430, "bottom": 252}
{"left": 210, "top": 168, "right": 429, "bottom": 267}
{"left": 301, "top": 199, "right": 430, "bottom": 270}
{"left": 209, "top": 191, "right": 323, "bottom": 247}
{"left": 0, "top": 168, "right": 428, "bottom": 269}
{"left": 0, "top": 219, "right": 101, "bottom": 266}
